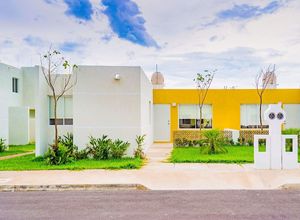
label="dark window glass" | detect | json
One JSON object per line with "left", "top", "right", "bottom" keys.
{"left": 49, "top": 118, "right": 64, "bottom": 125}
{"left": 179, "top": 119, "right": 196, "bottom": 129}
{"left": 12, "top": 77, "right": 18, "bottom": 93}
{"left": 64, "top": 118, "right": 73, "bottom": 125}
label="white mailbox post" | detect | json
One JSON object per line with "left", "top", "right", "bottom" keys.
{"left": 254, "top": 103, "right": 298, "bottom": 169}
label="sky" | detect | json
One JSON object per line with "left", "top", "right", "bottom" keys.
{"left": 0, "top": 0, "right": 300, "bottom": 88}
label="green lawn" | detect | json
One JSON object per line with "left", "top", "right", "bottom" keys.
{"left": 0, "top": 144, "right": 35, "bottom": 157}
{"left": 0, "top": 154, "right": 143, "bottom": 171}
{"left": 170, "top": 146, "right": 300, "bottom": 163}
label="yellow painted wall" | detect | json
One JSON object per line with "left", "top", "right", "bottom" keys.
{"left": 153, "top": 89, "right": 300, "bottom": 142}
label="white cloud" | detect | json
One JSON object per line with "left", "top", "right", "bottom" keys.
{"left": 0, "top": 0, "right": 299, "bottom": 88}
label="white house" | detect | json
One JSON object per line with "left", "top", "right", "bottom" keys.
{"left": 0, "top": 63, "right": 154, "bottom": 156}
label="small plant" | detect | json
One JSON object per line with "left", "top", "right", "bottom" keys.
{"left": 0, "top": 138, "right": 7, "bottom": 152}
{"left": 174, "top": 138, "right": 183, "bottom": 147}
{"left": 58, "top": 133, "right": 78, "bottom": 158}
{"left": 134, "top": 135, "right": 146, "bottom": 159}
{"left": 110, "top": 139, "right": 130, "bottom": 159}
{"left": 44, "top": 144, "right": 74, "bottom": 165}
{"left": 247, "top": 139, "right": 254, "bottom": 146}
{"left": 200, "top": 129, "right": 228, "bottom": 154}
{"left": 237, "top": 137, "right": 245, "bottom": 145}
{"left": 86, "top": 135, "right": 112, "bottom": 160}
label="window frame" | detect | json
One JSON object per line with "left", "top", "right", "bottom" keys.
{"left": 49, "top": 96, "right": 73, "bottom": 126}
{"left": 178, "top": 104, "right": 213, "bottom": 130}
{"left": 12, "top": 77, "right": 18, "bottom": 93}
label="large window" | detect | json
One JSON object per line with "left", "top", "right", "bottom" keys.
{"left": 179, "top": 104, "right": 212, "bottom": 129}
{"left": 49, "top": 96, "right": 73, "bottom": 125}
{"left": 12, "top": 77, "right": 18, "bottom": 93}
{"left": 284, "top": 104, "right": 300, "bottom": 128}
{"left": 240, "top": 104, "right": 269, "bottom": 129}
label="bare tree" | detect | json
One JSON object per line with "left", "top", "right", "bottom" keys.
{"left": 40, "top": 48, "right": 77, "bottom": 151}
{"left": 255, "top": 65, "right": 276, "bottom": 131}
{"left": 194, "top": 70, "right": 216, "bottom": 132}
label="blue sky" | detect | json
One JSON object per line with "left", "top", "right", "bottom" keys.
{"left": 0, "top": 0, "right": 299, "bottom": 88}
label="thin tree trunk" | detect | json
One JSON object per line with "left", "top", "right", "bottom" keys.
{"left": 259, "top": 95, "right": 263, "bottom": 131}
{"left": 199, "top": 105, "right": 203, "bottom": 132}
{"left": 53, "top": 96, "right": 58, "bottom": 150}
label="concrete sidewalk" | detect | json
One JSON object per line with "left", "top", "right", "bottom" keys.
{"left": 0, "top": 144, "right": 300, "bottom": 190}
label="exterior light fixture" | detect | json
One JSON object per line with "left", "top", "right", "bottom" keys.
{"left": 114, "top": 74, "right": 120, "bottom": 80}
{"left": 172, "top": 103, "right": 176, "bottom": 107}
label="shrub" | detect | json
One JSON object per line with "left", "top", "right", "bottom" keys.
{"left": 174, "top": 138, "right": 183, "bottom": 147}
{"left": 44, "top": 144, "right": 74, "bottom": 165}
{"left": 282, "top": 128, "right": 300, "bottom": 135}
{"left": 58, "top": 133, "right": 78, "bottom": 158}
{"left": 200, "top": 129, "right": 228, "bottom": 154}
{"left": 0, "top": 138, "right": 7, "bottom": 153}
{"left": 134, "top": 135, "right": 146, "bottom": 159}
{"left": 247, "top": 139, "right": 254, "bottom": 146}
{"left": 110, "top": 139, "right": 130, "bottom": 159}
{"left": 86, "top": 135, "right": 112, "bottom": 160}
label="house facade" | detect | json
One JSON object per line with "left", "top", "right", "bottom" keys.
{"left": 1, "top": 62, "right": 300, "bottom": 155}
{"left": 153, "top": 89, "right": 300, "bottom": 142}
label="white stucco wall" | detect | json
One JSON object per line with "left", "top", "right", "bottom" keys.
{"left": 139, "top": 68, "right": 153, "bottom": 152}
{"left": 8, "top": 106, "right": 29, "bottom": 145}
{"left": 73, "top": 66, "right": 153, "bottom": 155}
{"left": 0, "top": 63, "right": 24, "bottom": 145}
{"left": 34, "top": 67, "right": 49, "bottom": 155}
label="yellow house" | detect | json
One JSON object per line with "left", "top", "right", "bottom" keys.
{"left": 153, "top": 88, "right": 300, "bottom": 142}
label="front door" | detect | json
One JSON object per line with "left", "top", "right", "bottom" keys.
{"left": 154, "top": 104, "right": 170, "bottom": 142}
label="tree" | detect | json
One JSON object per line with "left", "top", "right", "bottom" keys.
{"left": 40, "top": 48, "right": 77, "bottom": 151}
{"left": 255, "top": 65, "right": 275, "bottom": 131}
{"left": 193, "top": 69, "right": 216, "bottom": 132}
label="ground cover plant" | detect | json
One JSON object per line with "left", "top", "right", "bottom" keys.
{"left": 0, "top": 154, "right": 142, "bottom": 171}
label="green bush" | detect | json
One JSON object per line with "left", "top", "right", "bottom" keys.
{"left": 86, "top": 135, "right": 130, "bottom": 160}
{"left": 282, "top": 128, "right": 300, "bottom": 135}
{"left": 58, "top": 133, "right": 78, "bottom": 158}
{"left": 200, "top": 129, "right": 228, "bottom": 154}
{"left": 0, "top": 138, "right": 7, "bottom": 153}
{"left": 134, "top": 135, "right": 146, "bottom": 159}
{"left": 174, "top": 138, "right": 206, "bottom": 147}
{"left": 110, "top": 139, "right": 130, "bottom": 159}
{"left": 87, "top": 135, "right": 111, "bottom": 160}
{"left": 44, "top": 144, "right": 75, "bottom": 165}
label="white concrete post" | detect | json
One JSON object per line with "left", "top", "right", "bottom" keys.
{"left": 263, "top": 103, "right": 286, "bottom": 169}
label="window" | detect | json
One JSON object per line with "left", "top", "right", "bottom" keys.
{"left": 12, "top": 77, "right": 18, "bottom": 93}
{"left": 179, "top": 104, "right": 212, "bottom": 129}
{"left": 49, "top": 96, "right": 73, "bottom": 125}
{"left": 284, "top": 104, "right": 300, "bottom": 128}
{"left": 240, "top": 104, "right": 269, "bottom": 129}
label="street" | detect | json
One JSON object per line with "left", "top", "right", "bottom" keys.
{"left": 0, "top": 190, "right": 299, "bottom": 220}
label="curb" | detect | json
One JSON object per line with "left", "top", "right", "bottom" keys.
{"left": 280, "top": 184, "right": 300, "bottom": 190}
{"left": 0, "top": 184, "right": 149, "bottom": 192}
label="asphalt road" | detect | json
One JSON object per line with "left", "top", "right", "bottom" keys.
{"left": 0, "top": 190, "right": 300, "bottom": 220}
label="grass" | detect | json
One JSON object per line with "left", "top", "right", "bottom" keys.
{"left": 170, "top": 146, "right": 300, "bottom": 163}
{"left": 0, "top": 154, "right": 143, "bottom": 171}
{"left": 0, "top": 144, "right": 35, "bottom": 157}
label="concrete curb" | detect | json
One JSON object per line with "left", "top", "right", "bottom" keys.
{"left": 279, "top": 184, "right": 300, "bottom": 190}
{"left": 0, "top": 184, "right": 149, "bottom": 192}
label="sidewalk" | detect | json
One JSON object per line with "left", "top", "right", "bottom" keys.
{"left": 0, "top": 143, "right": 300, "bottom": 190}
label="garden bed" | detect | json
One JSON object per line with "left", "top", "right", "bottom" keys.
{"left": 0, "top": 154, "right": 143, "bottom": 171}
